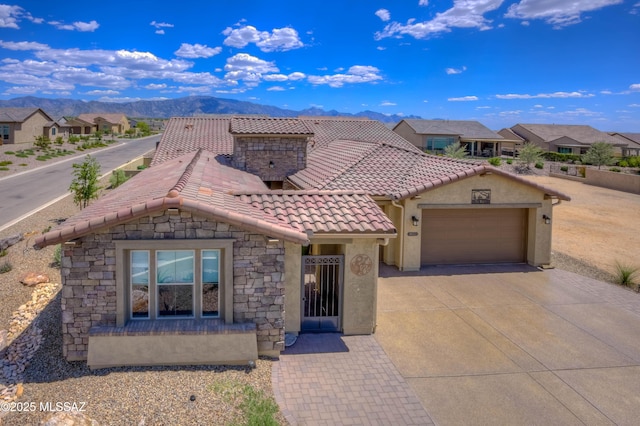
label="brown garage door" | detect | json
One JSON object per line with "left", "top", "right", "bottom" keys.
{"left": 421, "top": 209, "right": 526, "bottom": 265}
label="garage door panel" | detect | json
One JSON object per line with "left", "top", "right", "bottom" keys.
{"left": 421, "top": 209, "right": 526, "bottom": 265}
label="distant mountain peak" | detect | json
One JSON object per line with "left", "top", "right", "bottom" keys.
{"left": 0, "top": 96, "right": 420, "bottom": 124}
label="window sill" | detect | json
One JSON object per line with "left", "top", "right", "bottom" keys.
{"left": 90, "top": 319, "right": 256, "bottom": 337}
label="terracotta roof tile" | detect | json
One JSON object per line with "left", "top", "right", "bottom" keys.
{"left": 230, "top": 117, "right": 312, "bottom": 135}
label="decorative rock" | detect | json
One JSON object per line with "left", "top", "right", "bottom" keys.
{"left": 0, "top": 233, "right": 23, "bottom": 251}
{"left": 20, "top": 273, "right": 51, "bottom": 287}
{"left": 40, "top": 411, "right": 99, "bottom": 426}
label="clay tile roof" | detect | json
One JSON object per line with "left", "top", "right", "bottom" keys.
{"left": 34, "top": 149, "right": 310, "bottom": 248}
{"left": 399, "top": 119, "right": 503, "bottom": 140}
{"left": 230, "top": 117, "right": 313, "bottom": 135}
{"left": 514, "top": 123, "right": 625, "bottom": 146}
{"left": 237, "top": 191, "right": 396, "bottom": 235}
{"left": 151, "top": 117, "right": 234, "bottom": 166}
{"left": 300, "top": 117, "right": 421, "bottom": 152}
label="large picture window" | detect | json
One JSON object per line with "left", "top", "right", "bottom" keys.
{"left": 1, "top": 125, "right": 9, "bottom": 140}
{"left": 118, "top": 240, "right": 233, "bottom": 321}
{"left": 424, "top": 136, "right": 455, "bottom": 153}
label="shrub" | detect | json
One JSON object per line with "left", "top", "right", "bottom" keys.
{"left": 0, "top": 167, "right": 8, "bottom": 171}
{"left": 69, "top": 136, "right": 80, "bottom": 143}
{"left": 137, "top": 164, "right": 148, "bottom": 170}
{"left": 0, "top": 160, "right": 12, "bottom": 166}
{"left": 582, "top": 142, "right": 614, "bottom": 169}
{"left": 36, "top": 155, "right": 51, "bottom": 161}
{"left": 0, "top": 249, "right": 7, "bottom": 257}
{"left": 33, "top": 135, "right": 51, "bottom": 150}
{"left": 609, "top": 167, "right": 621, "bottom": 172}
{"left": 560, "top": 165, "right": 569, "bottom": 172}
{"left": 614, "top": 262, "right": 639, "bottom": 289}
{"left": 0, "top": 260, "right": 12, "bottom": 274}
{"left": 19, "top": 163, "right": 27, "bottom": 166}
{"left": 618, "top": 160, "right": 629, "bottom": 168}
{"left": 578, "top": 166, "right": 586, "bottom": 178}
{"left": 5, "top": 151, "right": 14, "bottom": 155}
{"left": 517, "top": 143, "right": 544, "bottom": 170}
{"left": 15, "top": 153, "right": 28, "bottom": 158}
{"left": 110, "top": 169, "right": 129, "bottom": 188}
{"left": 506, "top": 159, "right": 513, "bottom": 165}
{"left": 488, "top": 157, "right": 501, "bottom": 166}
{"left": 55, "top": 136, "right": 64, "bottom": 145}
{"left": 535, "top": 161, "right": 544, "bottom": 169}
{"left": 628, "top": 156, "right": 639, "bottom": 168}
{"left": 52, "top": 244, "right": 61, "bottom": 267}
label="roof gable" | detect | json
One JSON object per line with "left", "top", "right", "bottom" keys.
{"left": 514, "top": 123, "right": 625, "bottom": 146}
{"left": 0, "top": 107, "right": 52, "bottom": 123}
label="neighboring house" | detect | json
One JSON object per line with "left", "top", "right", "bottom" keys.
{"left": 0, "top": 107, "right": 59, "bottom": 144}
{"left": 77, "top": 113, "right": 131, "bottom": 134}
{"left": 63, "top": 116, "right": 96, "bottom": 135}
{"left": 497, "top": 127, "right": 526, "bottom": 157}
{"left": 394, "top": 119, "right": 505, "bottom": 157}
{"left": 510, "top": 123, "right": 627, "bottom": 156}
{"left": 609, "top": 132, "right": 640, "bottom": 157}
{"left": 35, "top": 115, "right": 569, "bottom": 369}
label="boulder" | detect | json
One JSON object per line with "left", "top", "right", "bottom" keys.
{"left": 20, "top": 273, "right": 50, "bottom": 287}
{"left": 40, "top": 411, "right": 99, "bottom": 426}
{"left": 0, "top": 234, "right": 22, "bottom": 251}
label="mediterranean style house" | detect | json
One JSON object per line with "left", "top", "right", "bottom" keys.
{"left": 0, "top": 107, "right": 59, "bottom": 145}
{"left": 35, "top": 115, "right": 569, "bottom": 368}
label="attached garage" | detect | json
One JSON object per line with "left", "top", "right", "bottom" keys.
{"left": 421, "top": 208, "right": 527, "bottom": 265}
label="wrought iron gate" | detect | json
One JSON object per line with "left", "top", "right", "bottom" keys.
{"left": 301, "top": 255, "right": 343, "bottom": 332}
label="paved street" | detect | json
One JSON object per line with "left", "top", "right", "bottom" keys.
{"left": 0, "top": 135, "right": 160, "bottom": 231}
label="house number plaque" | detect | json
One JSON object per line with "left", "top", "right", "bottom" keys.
{"left": 471, "top": 189, "right": 491, "bottom": 204}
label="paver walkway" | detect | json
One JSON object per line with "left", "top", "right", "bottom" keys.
{"left": 272, "top": 333, "right": 433, "bottom": 426}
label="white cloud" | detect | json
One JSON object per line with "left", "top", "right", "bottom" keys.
{"left": 85, "top": 89, "right": 119, "bottom": 95}
{"left": 224, "top": 53, "right": 279, "bottom": 85}
{"left": 52, "top": 67, "right": 130, "bottom": 89}
{"left": 600, "top": 90, "right": 613, "bottom": 95}
{"left": 307, "top": 65, "right": 383, "bottom": 88}
{"left": 0, "top": 5, "right": 23, "bottom": 28}
{"left": 174, "top": 43, "right": 222, "bottom": 58}
{"left": 533, "top": 104, "right": 543, "bottom": 108}
{"left": 49, "top": 20, "right": 99, "bottom": 32}
{"left": 629, "top": 103, "right": 640, "bottom": 107}
{"left": 267, "top": 86, "right": 286, "bottom": 91}
{"left": 419, "top": 0, "right": 429, "bottom": 5}
{"left": 505, "top": 0, "right": 623, "bottom": 28}
{"left": 155, "top": 30, "right": 165, "bottom": 35}
{"left": 375, "top": 9, "right": 391, "bottom": 22}
{"left": 151, "top": 21, "right": 173, "bottom": 30}
{"left": 446, "top": 66, "right": 467, "bottom": 74}
{"left": 496, "top": 91, "right": 594, "bottom": 99}
{"left": 144, "top": 83, "right": 167, "bottom": 90}
{"left": 630, "top": 83, "right": 640, "bottom": 91}
{"left": 375, "top": 0, "right": 503, "bottom": 40}
{"left": 263, "top": 74, "right": 288, "bottom": 82}
{"left": 288, "top": 72, "right": 306, "bottom": 81}
{"left": 448, "top": 96, "right": 479, "bottom": 101}
{"left": 380, "top": 101, "right": 396, "bottom": 106}
{"left": 0, "top": 40, "right": 49, "bottom": 51}
{"left": 222, "top": 25, "right": 303, "bottom": 52}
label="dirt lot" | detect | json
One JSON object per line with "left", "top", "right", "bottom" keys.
{"left": 524, "top": 175, "right": 640, "bottom": 274}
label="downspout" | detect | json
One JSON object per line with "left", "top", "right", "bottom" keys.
{"left": 391, "top": 200, "right": 405, "bottom": 271}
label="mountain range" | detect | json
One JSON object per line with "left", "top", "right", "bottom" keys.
{"left": 0, "top": 96, "right": 420, "bottom": 124}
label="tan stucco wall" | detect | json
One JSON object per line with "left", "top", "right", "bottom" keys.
{"left": 87, "top": 333, "right": 258, "bottom": 369}
{"left": 10, "top": 111, "right": 50, "bottom": 144}
{"left": 399, "top": 173, "right": 554, "bottom": 269}
{"left": 586, "top": 168, "right": 640, "bottom": 195}
{"left": 284, "top": 241, "right": 302, "bottom": 334}
{"left": 342, "top": 239, "right": 379, "bottom": 335}
{"left": 393, "top": 121, "right": 423, "bottom": 150}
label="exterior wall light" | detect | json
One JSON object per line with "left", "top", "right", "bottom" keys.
{"left": 542, "top": 214, "right": 551, "bottom": 225}
{"left": 411, "top": 215, "right": 420, "bottom": 226}
{"left": 269, "top": 161, "right": 275, "bottom": 169}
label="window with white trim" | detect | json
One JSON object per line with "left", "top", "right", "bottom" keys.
{"left": 1, "top": 125, "right": 9, "bottom": 140}
{"left": 128, "top": 248, "right": 221, "bottom": 320}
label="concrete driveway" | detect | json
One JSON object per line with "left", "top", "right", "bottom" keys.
{"left": 376, "top": 264, "right": 640, "bottom": 425}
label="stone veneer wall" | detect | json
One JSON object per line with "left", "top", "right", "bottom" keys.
{"left": 232, "top": 136, "right": 307, "bottom": 182}
{"left": 59, "top": 210, "right": 285, "bottom": 361}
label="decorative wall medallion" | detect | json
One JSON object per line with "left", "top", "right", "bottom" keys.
{"left": 350, "top": 254, "right": 373, "bottom": 276}
{"left": 471, "top": 189, "right": 491, "bottom": 204}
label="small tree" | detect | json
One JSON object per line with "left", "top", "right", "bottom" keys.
{"left": 582, "top": 142, "right": 614, "bottom": 170}
{"left": 109, "top": 169, "right": 129, "bottom": 188}
{"left": 443, "top": 142, "right": 468, "bottom": 159}
{"left": 518, "top": 143, "right": 543, "bottom": 170}
{"left": 136, "top": 121, "right": 151, "bottom": 136}
{"left": 34, "top": 135, "right": 51, "bottom": 150}
{"left": 69, "top": 155, "right": 101, "bottom": 209}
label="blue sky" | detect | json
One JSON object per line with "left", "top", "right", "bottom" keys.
{"left": 1, "top": 1, "right": 639, "bottom": 131}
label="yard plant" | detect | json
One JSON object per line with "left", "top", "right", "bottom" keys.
{"left": 614, "top": 262, "right": 639, "bottom": 290}
{"left": 518, "top": 143, "right": 544, "bottom": 170}
{"left": 443, "top": 142, "right": 468, "bottom": 159}
{"left": 582, "top": 142, "right": 614, "bottom": 170}
{"left": 69, "top": 155, "right": 102, "bottom": 209}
